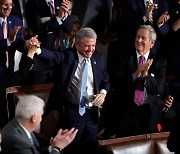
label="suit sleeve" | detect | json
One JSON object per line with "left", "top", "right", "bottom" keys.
{"left": 145, "top": 57, "right": 167, "bottom": 97}
{"left": 0, "top": 56, "right": 33, "bottom": 90}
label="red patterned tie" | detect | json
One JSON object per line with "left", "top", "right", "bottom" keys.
{"left": 134, "top": 56, "right": 145, "bottom": 106}
{"left": 48, "top": 0, "right": 56, "bottom": 17}
{"left": 2, "top": 19, "right": 9, "bottom": 68}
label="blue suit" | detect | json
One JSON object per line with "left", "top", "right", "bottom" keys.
{"left": 0, "top": 14, "right": 24, "bottom": 75}
{"left": 38, "top": 47, "right": 110, "bottom": 154}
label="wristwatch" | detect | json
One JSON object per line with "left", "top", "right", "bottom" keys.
{"left": 53, "top": 146, "right": 62, "bottom": 153}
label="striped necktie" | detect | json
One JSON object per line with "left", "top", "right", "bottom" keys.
{"left": 134, "top": 56, "right": 145, "bottom": 106}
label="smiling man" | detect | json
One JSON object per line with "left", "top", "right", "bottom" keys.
{"left": 108, "top": 25, "right": 167, "bottom": 138}
{"left": 36, "top": 27, "right": 110, "bottom": 154}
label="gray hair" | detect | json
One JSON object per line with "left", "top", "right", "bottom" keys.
{"left": 138, "top": 25, "right": 157, "bottom": 41}
{"left": 75, "top": 27, "right": 97, "bottom": 44}
{"left": 15, "top": 95, "right": 44, "bottom": 121}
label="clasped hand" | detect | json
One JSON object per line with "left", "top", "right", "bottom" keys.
{"left": 134, "top": 59, "right": 153, "bottom": 78}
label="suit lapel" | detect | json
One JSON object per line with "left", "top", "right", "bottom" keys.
{"left": 91, "top": 54, "right": 98, "bottom": 93}
{"left": 7, "top": 16, "right": 13, "bottom": 37}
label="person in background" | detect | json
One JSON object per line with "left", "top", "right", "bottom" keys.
{"left": 1, "top": 95, "right": 78, "bottom": 154}
{"left": 63, "top": 14, "right": 80, "bottom": 49}
{"left": 0, "top": 0, "right": 25, "bottom": 76}
{"left": 25, "top": 0, "right": 73, "bottom": 84}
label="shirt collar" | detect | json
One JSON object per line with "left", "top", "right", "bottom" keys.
{"left": 77, "top": 52, "right": 90, "bottom": 63}
{"left": 0, "top": 17, "right": 7, "bottom": 25}
{"left": 18, "top": 122, "right": 32, "bottom": 139}
{"left": 136, "top": 50, "right": 150, "bottom": 61}
{"left": 46, "top": 0, "right": 54, "bottom": 5}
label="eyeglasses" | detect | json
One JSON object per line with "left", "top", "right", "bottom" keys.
{"left": 0, "top": 2, "right": 14, "bottom": 8}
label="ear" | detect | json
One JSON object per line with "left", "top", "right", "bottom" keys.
{"left": 150, "top": 40, "right": 155, "bottom": 48}
{"left": 31, "top": 115, "right": 37, "bottom": 123}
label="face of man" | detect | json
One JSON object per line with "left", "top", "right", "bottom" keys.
{"left": 135, "top": 28, "right": 155, "bottom": 55}
{"left": 0, "top": 0, "right": 13, "bottom": 17}
{"left": 76, "top": 37, "right": 96, "bottom": 58}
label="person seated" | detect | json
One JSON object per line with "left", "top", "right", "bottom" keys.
{"left": 1, "top": 95, "right": 78, "bottom": 154}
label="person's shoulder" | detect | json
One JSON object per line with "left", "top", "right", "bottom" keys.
{"left": 8, "top": 14, "right": 22, "bottom": 23}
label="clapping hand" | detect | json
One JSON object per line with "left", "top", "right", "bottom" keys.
{"left": 58, "top": 0, "right": 71, "bottom": 19}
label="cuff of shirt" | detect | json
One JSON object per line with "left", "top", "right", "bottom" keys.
{"left": 143, "top": 16, "right": 148, "bottom": 23}
{"left": 56, "top": 12, "right": 69, "bottom": 25}
{"left": 100, "top": 89, "right": 107, "bottom": 96}
{"left": 158, "top": 23, "right": 163, "bottom": 27}
{"left": 7, "top": 38, "right": 11, "bottom": 46}
{"left": 35, "top": 48, "right": 42, "bottom": 55}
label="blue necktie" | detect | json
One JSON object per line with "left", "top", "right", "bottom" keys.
{"left": 79, "top": 58, "right": 88, "bottom": 116}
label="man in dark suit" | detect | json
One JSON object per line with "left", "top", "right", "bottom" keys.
{"left": 25, "top": 0, "right": 73, "bottom": 84}
{"left": 107, "top": 25, "right": 167, "bottom": 137}
{"left": 1, "top": 95, "right": 78, "bottom": 154}
{"left": 26, "top": 0, "right": 72, "bottom": 51}
{"left": 36, "top": 27, "right": 110, "bottom": 154}
{"left": 0, "top": 0, "right": 25, "bottom": 76}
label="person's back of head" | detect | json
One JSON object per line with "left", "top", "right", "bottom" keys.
{"left": 15, "top": 95, "right": 44, "bottom": 121}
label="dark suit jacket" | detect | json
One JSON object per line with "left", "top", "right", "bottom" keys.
{"left": 39, "top": 47, "right": 110, "bottom": 122}
{"left": 2, "top": 118, "right": 60, "bottom": 154}
{"left": 112, "top": 49, "right": 167, "bottom": 132}
{"left": 0, "top": 14, "right": 25, "bottom": 75}
{"left": 0, "top": 56, "right": 33, "bottom": 92}
{"left": 25, "top": 0, "right": 72, "bottom": 51}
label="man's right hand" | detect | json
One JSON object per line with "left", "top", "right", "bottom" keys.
{"left": 58, "top": 0, "right": 71, "bottom": 19}
{"left": 8, "top": 26, "right": 21, "bottom": 43}
{"left": 51, "top": 127, "right": 78, "bottom": 150}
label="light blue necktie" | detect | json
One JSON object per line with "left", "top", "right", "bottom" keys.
{"left": 79, "top": 58, "right": 88, "bottom": 116}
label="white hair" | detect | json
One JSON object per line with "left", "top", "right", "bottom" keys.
{"left": 15, "top": 95, "right": 44, "bottom": 121}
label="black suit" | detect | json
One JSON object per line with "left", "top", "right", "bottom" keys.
{"left": 107, "top": 49, "right": 167, "bottom": 137}
{"left": 2, "top": 118, "right": 60, "bottom": 154}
